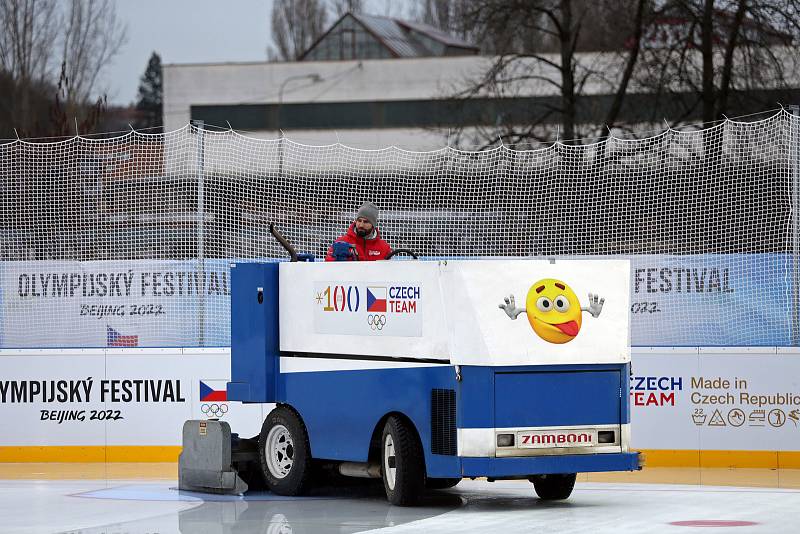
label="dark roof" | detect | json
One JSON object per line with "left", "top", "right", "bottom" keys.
{"left": 353, "top": 13, "right": 422, "bottom": 57}
{"left": 300, "top": 12, "right": 479, "bottom": 60}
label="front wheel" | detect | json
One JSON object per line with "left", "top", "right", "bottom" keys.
{"left": 530, "top": 473, "right": 577, "bottom": 500}
{"left": 259, "top": 406, "right": 312, "bottom": 496}
{"left": 381, "top": 416, "right": 425, "bottom": 506}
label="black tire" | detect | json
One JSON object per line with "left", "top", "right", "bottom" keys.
{"left": 235, "top": 460, "right": 267, "bottom": 490}
{"left": 258, "top": 405, "right": 312, "bottom": 496}
{"left": 425, "top": 477, "right": 461, "bottom": 490}
{"left": 381, "top": 416, "right": 425, "bottom": 506}
{"left": 530, "top": 473, "right": 577, "bottom": 500}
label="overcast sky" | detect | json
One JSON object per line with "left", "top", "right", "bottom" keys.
{"left": 106, "top": 0, "right": 411, "bottom": 106}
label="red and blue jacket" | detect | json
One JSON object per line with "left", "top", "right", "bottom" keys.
{"left": 325, "top": 223, "right": 392, "bottom": 261}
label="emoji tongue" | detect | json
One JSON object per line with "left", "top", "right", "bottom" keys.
{"left": 554, "top": 320, "right": 579, "bottom": 336}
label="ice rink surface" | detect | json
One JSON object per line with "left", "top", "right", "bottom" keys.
{"left": 1, "top": 467, "right": 800, "bottom": 534}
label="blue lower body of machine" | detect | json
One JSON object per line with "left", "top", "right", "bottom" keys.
{"left": 252, "top": 360, "right": 636, "bottom": 479}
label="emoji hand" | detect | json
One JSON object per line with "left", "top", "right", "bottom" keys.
{"left": 499, "top": 294, "right": 526, "bottom": 320}
{"left": 582, "top": 293, "right": 605, "bottom": 318}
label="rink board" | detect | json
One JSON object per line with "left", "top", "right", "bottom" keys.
{"left": 0, "top": 347, "right": 799, "bottom": 467}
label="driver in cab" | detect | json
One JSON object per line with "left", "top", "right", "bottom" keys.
{"left": 326, "top": 202, "right": 392, "bottom": 261}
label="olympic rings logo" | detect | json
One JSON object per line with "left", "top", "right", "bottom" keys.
{"left": 367, "top": 314, "right": 387, "bottom": 330}
{"left": 201, "top": 403, "right": 229, "bottom": 418}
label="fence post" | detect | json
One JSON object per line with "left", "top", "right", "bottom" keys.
{"left": 790, "top": 106, "right": 800, "bottom": 346}
{"left": 192, "top": 119, "right": 206, "bottom": 347}
{"left": 278, "top": 130, "right": 285, "bottom": 186}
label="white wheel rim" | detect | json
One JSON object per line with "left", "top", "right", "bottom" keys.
{"left": 384, "top": 434, "right": 396, "bottom": 490}
{"left": 265, "top": 424, "right": 294, "bottom": 479}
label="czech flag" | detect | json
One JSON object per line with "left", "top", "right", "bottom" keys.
{"left": 107, "top": 326, "right": 139, "bottom": 347}
{"left": 367, "top": 286, "right": 387, "bottom": 312}
{"left": 200, "top": 381, "right": 227, "bottom": 401}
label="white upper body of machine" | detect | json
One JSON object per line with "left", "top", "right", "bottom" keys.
{"left": 279, "top": 259, "right": 630, "bottom": 367}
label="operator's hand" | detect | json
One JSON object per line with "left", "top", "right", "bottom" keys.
{"left": 583, "top": 293, "right": 605, "bottom": 318}
{"left": 499, "top": 294, "right": 525, "bottom": 320}
{"left": 331, "top": 241, "right": 357, "bottom": 261}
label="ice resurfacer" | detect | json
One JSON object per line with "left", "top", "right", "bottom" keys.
{"left": 179, "top": 228, "right": 641, "bottom": 505}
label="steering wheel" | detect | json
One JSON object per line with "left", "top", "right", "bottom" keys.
{"left": 386, "top": 248, "right": 418, "bottom": 260}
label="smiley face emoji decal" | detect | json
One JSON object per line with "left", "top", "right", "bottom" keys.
{"left": 499, "top": 279, "right": 604, "bottom": 344}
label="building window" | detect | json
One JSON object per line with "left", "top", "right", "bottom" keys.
{"left": 192, "top": 98, "right": 558, "bottom": 130}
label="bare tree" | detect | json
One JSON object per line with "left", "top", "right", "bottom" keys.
{"left": 269, "top": 0, "right": 329, "bottom": 61}
{"left": 418, "top": 0, "right": 541, "bottom": 54}
{"left": 0, "top": 0, "right": 128, "bottom": 136}
{"left": 415, "top": 0, "right": 473, "bottom": 40}
{"left": 443, "top": 0, "right": 649, "bottom": 147}
{"left": 0, "top": 0, "right": 58, "bottom": 81}
{"left": 603, "top": 0, "right": 647, "bottom": 130}
{"left": 60, "top": 0, "right": 127, "bottom": 109}
{"left": 330, "top": 0, "right": 364, "bottom": 16}
{"left": 636, "top": 0, "right": 799, "bottom": 127}
{"left": 0, "top": 0, "right": 59, "bottom": 133}
{"left": 438, "top": 0, "right": 798, "bottom": 148}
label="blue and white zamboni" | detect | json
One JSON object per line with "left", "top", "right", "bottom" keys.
{"left": 179, "top": 228, "right": 641, "bottom": 506}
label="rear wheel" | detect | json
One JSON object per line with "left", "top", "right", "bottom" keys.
{"left": 259, "top": 405, "right": 312, "bottom": 496}
{"left": 530, "top": 473, "right": 577, "bottom": 500}
{"left": 381, "top": 416, "right": 425, "bottom": 506}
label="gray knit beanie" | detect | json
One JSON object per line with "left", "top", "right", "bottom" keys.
{"left": 356, "top": 202, "right": 379, "bottom": 226}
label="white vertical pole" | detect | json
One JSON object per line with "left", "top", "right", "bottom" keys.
{"left": 790, "top": 106, "right": 799, "bottom": 346}
{"left": 192, "top": 119, "right": 206, "bottom": 346}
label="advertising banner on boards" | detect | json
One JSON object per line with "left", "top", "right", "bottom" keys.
{"left": 0, "top": 253, "right": 792, "bottom": 349}
{"left": 627, "top": 253, "right": 791, "bottom": 347}
{"left": 630, "top": 350, "right": 800, "bottom": 451}
{"left": 0, "top": 350, "right": 264, "bottom": 447}
{"left": 0, "top": 348, "right": 798, "bottom": 454}
{"left": 0, "top": 259, "right": 233, "bottom": 348}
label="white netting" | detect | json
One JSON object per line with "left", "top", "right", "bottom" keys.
{"left": 0, "top": 110, "right": 796, "bottom": 348}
